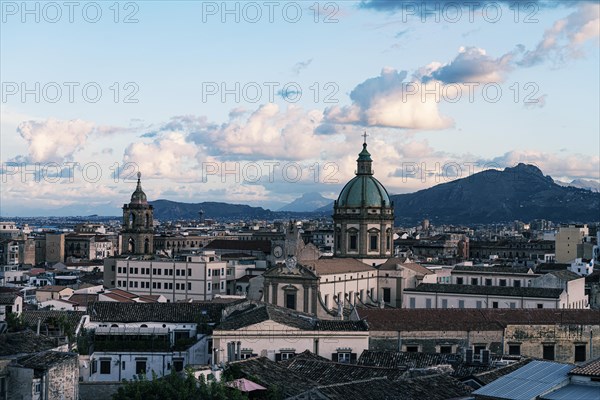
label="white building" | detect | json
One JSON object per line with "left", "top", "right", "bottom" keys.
{"left": 403, "top": 283, "right": 568, "bottom": 309}
{"left": 80, "top": 301, "right": 230, "bottom": 382}
{"left": 570, "top": 258, "right": 594, "bottom": 276}
{"left": 110, "top": 251, "right": 228, "bottom": 302}
{"left": 212, "top": 302, "right": 369, "bottom": 364}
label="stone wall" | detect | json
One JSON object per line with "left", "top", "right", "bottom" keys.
{"left": 505, "top": 323, "right": 600, "bottom": 363}
{"left": 79, "top": 382, "right": 123, "bottom": 400}
{"left": 48, "top": 356, "right": 79, "bottom": 400}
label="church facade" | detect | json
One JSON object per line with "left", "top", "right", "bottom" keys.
{"left": 263, "top": 140, "right": 413, "bottom": 317}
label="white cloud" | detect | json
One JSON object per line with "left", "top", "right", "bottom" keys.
{"left": 123, "top": 132, "right": 200, "bottom": 180}
{"left": 519, "top": 2, "right": 600, "bottom": 66}
{"left": 323, "top": 68, "right": 454, "bottom": 130}
{"left": 16, "top": 119, "right": 95, "bottom": 163}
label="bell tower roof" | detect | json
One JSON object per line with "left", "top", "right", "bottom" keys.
{"left": 130, "top": 172, "right": 148, "bottom": 205}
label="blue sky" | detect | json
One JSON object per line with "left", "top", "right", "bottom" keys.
{"left": 1, "top": 0, "right": 599, "bottom": 216}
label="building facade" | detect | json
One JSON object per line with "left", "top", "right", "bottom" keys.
{"left": 333, "top": 140, "right": 394, "bottom": 261}
{"left": 121, "top": 172, "right": 154, "bottom": 255}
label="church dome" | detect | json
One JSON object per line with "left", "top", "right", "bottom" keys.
{"left": 130, "top": 172, "right": 148, "bottom": 205}
{"left": 336, "top": 141, "right": 391, "bottom": 208}
{"left": 337, "top": 175, "right": 391, "bottom": 207}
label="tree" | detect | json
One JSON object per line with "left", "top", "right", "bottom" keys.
{"left": 5, "top": 312, "right": 25, "bottom": 332}
{"left": 112, "top": 370, "right": 248, "bottom": 400}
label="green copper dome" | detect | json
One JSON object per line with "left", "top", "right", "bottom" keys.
{"left": 337, "top": 175, "right": 391, "bottom": 207}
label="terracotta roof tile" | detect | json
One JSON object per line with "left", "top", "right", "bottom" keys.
{"left": 302, "top": 258, "right": 374, "bottom": 275}
{"left": 358, "top": 308, "right": 600, "bottom": 331}
{"left": 405, "top": 283, "right": 564, "bottom": 299}
{"left": 570, "top": 357, "right": 600, "bottom": 377}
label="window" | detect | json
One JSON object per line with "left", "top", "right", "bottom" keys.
{"left": 208, "top": 269, "right": 211, "bottom": 277}
{"left": 173, "top": 359, "right": 184, "bottom": 372}
{"left": 122, "top": 361, "right": 126, "bottom": 370}
{"left": 136, "top": 359, "right": 147, "bottom": 375}
{"left": 543, "top": 345, "right": 555, "bottom": 361}
{"left": 456, "top": 277, "right": 464, "bottom": 285}
{"left": 440, "top": 346, "right": 452, "bottom": 354}
{"left": 221, "top": 268, "right": 225, "bottom": 276}
{"left": 279, "top": 352, "right": 296, "bottom": 361}
{"left": 474, "top": 345, "right": 486, "bottom": 354}
{"left": 458, "top": 300, "right": 465, "bottom": 309}
{"left": 537, "top": 303, "right": 544, "bottom": 309}
{"left": 383, "top": 288, "right": 391, "bottom": 303}
{"left": 513, "top": 280, "right": 521, "bottom": 288}
{"left": 286, "top": 293, "right": 296, "bottom": 310}
{"left": 492, "top": 301, "right": 499, "bottom": 308}
{"left": 91, "top": 359, "right": 97, "bottom": 374}
{"left": 476, "top": 300, "right": 482, "bottom": 309}
{"left": 338, "top": 352, "right": 351, "bottom": 363}
{"left": 100, "top": 359, "right": 111, "bottom": 374}
{"left": 409, "top": 297, "right": 416, "bottom": 309}
{"left": 499, "top": 279, "right": 507, "bottom": 287}
{"left": 425, "top": 298, "right": 432, "bottom": 309}
{"left": 509, "top": 302, "right": 516, "bottom": 309}
{"left": 34, "top": 382, "right": 41, "bottom": 393}
{"left": 349, "top": 234, "right": 358, "bottom": 251}
{"left": 509, "top": 344, "right": 521, "bottom": 355}
{"left": 188, "top": 282, "right": 191, "bottom": 290}
{"left": 406, "top": 345, "right": 419, "bottom": 353}
{"left": 471, "top": 278, "right": 478, "bottom": 285}
{"left": 575, "top": 345, "right": 586, "bottom": 362}
{"left": 485, "top": 278, "right": 492, "bottom": 286}
{"left": 442, "top": 299, "right": 448, "bottom": 309}
{"left": 369, "top": 234, "right": 378, "bottom": 251}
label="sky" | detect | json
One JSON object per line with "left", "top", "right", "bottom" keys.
{"left": 1, "top": 0, "right": 599, "bottom": 216}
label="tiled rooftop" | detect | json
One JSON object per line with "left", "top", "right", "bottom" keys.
{"left": 405, "top": 283, "right": 564, "bottom": 298}
{"left": 216, "top": 302, "right": 368, "bottom": 331}
{"left": 301, "top": 258, "right": 374, "bottom": 275}
{"left": 88, "top": 301, "right": 231, "bottom": 323}
{"left": 15, "top": 351, "right": 77, "bottom": 370}
{"left": 358, "top": 308, "right": 600, "bottom": 331}
{"left": 570, "top": 357, "right": 600, "bottom": 377}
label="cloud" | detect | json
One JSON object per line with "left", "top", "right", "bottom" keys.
{"left": 484, "top": 150, "right": 600, "bottom": 180}
{"left": 358, "top": 1, "right": 595, "bottom": 12}
{"left": 292, "top": 58, "right": 313, "bottom": 75}
{"left": 421, "top": 46, "right": 516, "bottom": 84}
{"left": 323, "top": 67, "right": 454, "bottom": 129}
{"left": 518, "top": 2, "right": 600, "bottom": 66}
{"left": 16, "top": 119, "right": 96, "bottom": 163}
{"left": 123, "top": 132, "right": 201, "bottom": 180}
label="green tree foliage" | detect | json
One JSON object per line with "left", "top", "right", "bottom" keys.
{"left": 5, "top": 312, "right": 25, "bottom": 332}
{"left": 112, "top": 370, "right": 248, "bottom": 400}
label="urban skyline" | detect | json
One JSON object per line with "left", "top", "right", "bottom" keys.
{"left": 1, "top": 0, "right": 599, "bottom": 216}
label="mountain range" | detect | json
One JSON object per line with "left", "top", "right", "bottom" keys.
{"left": 148, "top": 163, "right": 599, "bottom": 224}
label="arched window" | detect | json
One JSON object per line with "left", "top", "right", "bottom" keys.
{"left": 144, "top": 238, "right": 150, "bottom": 254}
{"left": 129, "top": 213, "right": 135, "bottom": 228}
{"left": 128, "top": 238, "right": 135, "bottom": 253}
{"left": 145, "top": 213, "right": 150, "bottom": 228}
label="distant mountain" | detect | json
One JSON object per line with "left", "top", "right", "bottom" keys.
{"left": 149, "top": 200, "right": 278, "bottom": 221}
{"left": 278, "top": 192, "right": 334, "bottom": 212}
{"left": 555, "top": 178, "right": 600, "bottom": 193}
{"left": 149, "top": 164, "right": 599, "bottom": 223}
{"left": 390, "top": 163, "right": 600, "bottom": 224}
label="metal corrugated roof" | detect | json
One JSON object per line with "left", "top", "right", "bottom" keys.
{"left": 541, "top": 384, "right": 600, "bottom": 400}
{"left": 472, "top": 360, "right": 574, "bottom": 400}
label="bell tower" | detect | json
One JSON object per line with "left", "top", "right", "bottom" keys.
{"left": 122, "top": 172, "right": 154, "bottom": 255}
